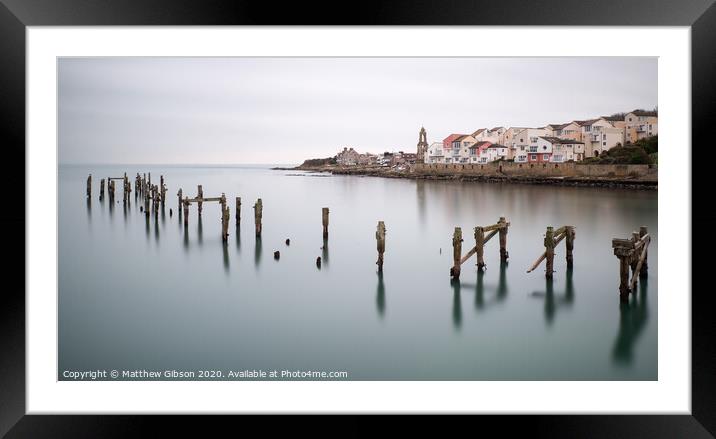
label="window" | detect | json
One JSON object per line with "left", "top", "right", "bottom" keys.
{"left": 542, "top": 145, "right": 547, "bottom": 150}
{"left": 530, "top": 154, "right": 537, "bottom": 160}
{"left": 603, "top": 142, "right": 606, "bottom": 146}
{"left": 544, "top": 154, "right": 549, "bottom": 160}
{"left": 529, "top": 146, "right": 537, "bottom": 152}
{"left": 585, "top": 126, "right": 591, "bottom": 132}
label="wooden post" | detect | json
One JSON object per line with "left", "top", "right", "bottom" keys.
{"left": 565, "top": 226, "right": 575, "bottom": 268}
{"left": 197, "top": 185, "right": 203, "bottom": 215}
{"left": 177, "top": 188, "right": 183, "bottom": 213}
{"left": 498, "top": 216, "right": 509, "bottom": 262}
{"left": 220, "top": 193, "right": 229, "bottom": 242}
{"left": 544, "top": 226, "right": 555, "bottom": 278}
{"left": 109, "top": 180, "right": 115, "bottom": 202}
{"left": 144, "top": 189, "right": 150, "bottom": 216}
{"left": 160, "top": 175, "right": 166, "bottom": 205}
{"left": 148, "top": 172, "right": 151, "bottom": 188}
{"left": 183, "top": 197, "right": 189, "bottom": 225}
{"left": 376, "top": 221, "right": 386, "bottom": 272}
{"left": 235, "top": 197, "right": 241, "bottom": 225}
{"left": 450, "top": 227, "right": 463, "bottom": 279}
{"left": 474, "top": 226, "right": 486, "bottom": 271}
{"left": 619, "top": 254, "right": 631, "bottom": 301}
{"left": 639, "top": 226, "right": 648, "bottom": 277}
{"left": 322, "top": 207, "right": 329, "bottom": 238}
{"left": 100, "top": 178, "right": 105, "bottom": 201}
{"left": 86, "top": 174, "right": 92, "bottom": 197}
{"left": 254, "top": 198, "right": 263, "bottom": 237}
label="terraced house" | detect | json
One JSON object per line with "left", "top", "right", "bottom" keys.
{"left": 624, "top": 110, "right": 658, "bottom": 143}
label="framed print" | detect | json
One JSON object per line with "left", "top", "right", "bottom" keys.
{"left": 2, "top": 0, "right": 714, "bottom": 436}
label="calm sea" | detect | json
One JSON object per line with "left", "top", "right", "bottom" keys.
{"left": 59, "top": 164, "right": 657, "bottom": 380}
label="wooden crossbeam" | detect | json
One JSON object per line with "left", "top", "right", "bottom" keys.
{"left": 459, "top": 229, "right": 498, "bottom": 265}
{"left": 526, "top": 231, "right": 567, "bottom": 273}
{"left": 629, "top": 235, "right": 650, "bottom": 291}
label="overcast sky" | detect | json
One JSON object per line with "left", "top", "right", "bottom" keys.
{"left": 59, "top": 57, "right": 657, "bottom": 165}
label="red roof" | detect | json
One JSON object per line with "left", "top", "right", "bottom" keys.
{"left": 443, "top": 134, "right": 468, "bottom": 148}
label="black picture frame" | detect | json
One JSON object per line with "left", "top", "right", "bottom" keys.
{"left": 1, "top": 0, "right": 713, "bottom": 437}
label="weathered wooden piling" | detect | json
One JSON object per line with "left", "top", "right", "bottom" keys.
{"left": 611, "top": 228, "right": 650, "bottom": 302}
{"left": 177, "top": 188, "right": 183, "bottom": 212}
{"left": 450, "top": 227, "right": 463, "bottom": 279}
{"left": 376, "top": 221, "right": 386, "bottom": 272}
{"left": 235, "top": 197, "right": 241, "bottom": 225}
{"left": 86, "top": 174, "right": 92, "bottom": 197}
{"left": 109, "top": 180, "right": 115, "bottom": 202}
{"left": 144, "top": 190, "right": 150, "bottom": 216}
{"left": 544, "top": 226, "right": 555, "bottom": 278}
{"left": 197, "top": 185, "right": 203, "bottom": 215}
{"left": 100, "top": 178, "right": 105, "bottom": 201}
{"left": 183, "top": 197, "right": 189, "bottom": 225}
{"left": 474, "top": 226, "right": 486, "bottom": 271}
{"left": 220, "top": 193, "right": 229, "bottom": 242}
{"left": 527, "top": 225, "right": 574, "bottom": 278}
{"left": 316, "top": 256, "right": 322, "bottom": 268}
{"left": 254, "top": 198, "right": 263, "bottom": 237}
{"left": 450, "top": 218, "right": 509, "bottom": 276}
{"left": 160, "top": 175, "right": 166, "bottom": 205}
{"left": 322, "top": 207, "right": 330, "bottom": 238}
{"left": 565, "top": 226, "right": 575, "bottom": 268}
{"left": 498, "top": 216, "right": 509, "bottom": 262}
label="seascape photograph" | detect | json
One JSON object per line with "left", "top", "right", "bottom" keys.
{"left": 58, "top": 57, "right": 658, "bottom": 381}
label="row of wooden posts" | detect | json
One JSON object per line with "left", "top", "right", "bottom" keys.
{"left": 87, "top": 174, "right": 650, "bottom": 299}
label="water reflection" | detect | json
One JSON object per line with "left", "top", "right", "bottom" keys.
{"left": 254, "top": 236, "right": 262, "bottom": 270}
{"left": 530, "top": 268, "right": 576, "bottom": 326}
{"left": 154, "top": 214, "right": 159, "bottom": 243}
{"left": 456, "top": 262, "right": 508, "bottom": 311}
{"left": 376, "top": 272, "right": 385, "bottom": 318}
{"left": 235, "top": 224, "right": 241, "bottom": 252}
{"left": 475, "top": 270, "right": 484, "bottom": 309}
{"left": 451, "top": 278, "right": 462, "bottom": 331}
{"left": 612, "top": 278, "right": 649, "bottom": 365}
{"left": 197, "top": 216, "right": 203, "bottom": 247}
{"left": 321, "top": 236, "right": 329, "bottom": 269}
{"left": 145, "top": 214, "right": 150, "bottom": 241}
{"left": 183, "top": 222, "right": 189, "bottom": 251}
{"left": 222, "top": 242, "right": 230, "bottom": 274}
{"left": 416, "top": 180, "right": 426, "bottom": 227}
{"left": 86, "top": 197, "right": 91, "bottom": 222}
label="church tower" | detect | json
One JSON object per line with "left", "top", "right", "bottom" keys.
{"left": 417, "top": 126, "right": 428, "bottom": 164}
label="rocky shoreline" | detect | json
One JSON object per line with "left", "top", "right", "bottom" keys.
{"left": 274, "top": 165, "right": 657, "bottom": 190}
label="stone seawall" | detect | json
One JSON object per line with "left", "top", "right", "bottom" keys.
{"left": 412, "top": 162, "right": 657, "bottom": 180}
{"left": 292, "top": 162, "right": 657, "bottom": 189}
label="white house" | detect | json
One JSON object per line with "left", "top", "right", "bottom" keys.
{"left": 577, "top": 118, "right": 625, "bottom": 157}
{"left": 537, "top": 137, "right": 585, "bottom": 162}
{"left": 481, "top": 144, "right": 509, "bottom": 163}
{"left": 426, "top": 142, "right": 444, "bottom": 164}
{"left": 512, "top": 127, "right": 550, "bottom": 161}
